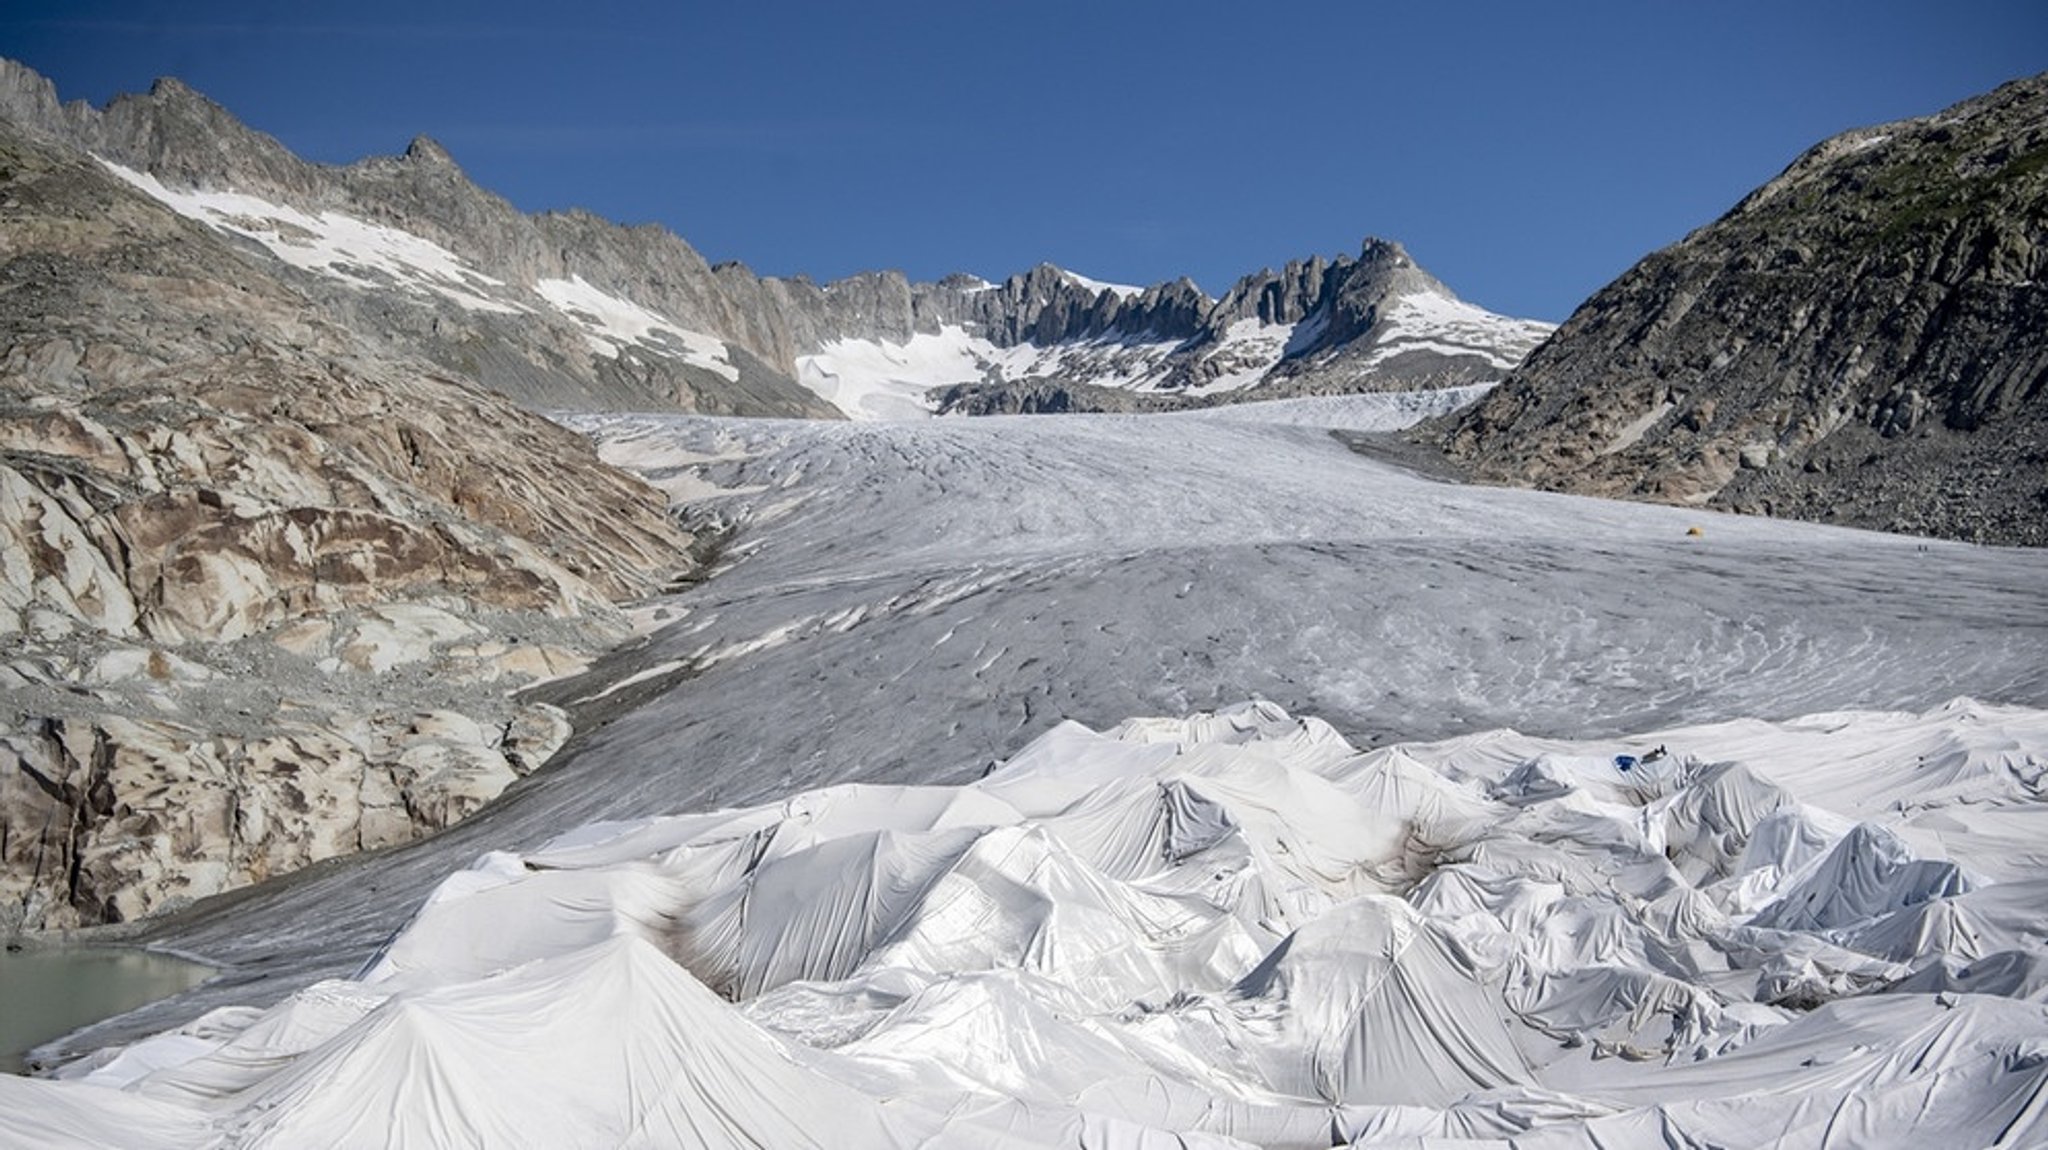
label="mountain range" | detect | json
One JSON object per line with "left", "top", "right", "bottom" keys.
{"left": 0, "top": 58, "right": 1552, "bottom": 424}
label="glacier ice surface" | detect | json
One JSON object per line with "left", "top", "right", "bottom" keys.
{"left": 14, "top": 396, "right": 2048, "bottom": 1147}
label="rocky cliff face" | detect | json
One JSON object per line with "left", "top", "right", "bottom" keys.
{"left": 0, "top": 115, "right": 693, "bottom": 930}
{"left": 1434, "top": 73, "right": 2048, "bottom": 545}
{"left": 0, "top": 59, "right": 1549, "bottom": 422}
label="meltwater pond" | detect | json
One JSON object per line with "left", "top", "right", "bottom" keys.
{"left": 0, "top": 946, "right": 213, "bottom": 1074}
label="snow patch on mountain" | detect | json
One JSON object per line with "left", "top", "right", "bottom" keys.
{"left": 1365, "top": 290, "right": 1555, "bottom": 370}
{"left": 796, "top": 326, "right": 987, "bottom": 420}
{"left": 1060, "top": 268, "right": 1145, "bottom": 299}
{"left": 796, "top": 325, "right": 1192, "bottom": 421}
{"left": 532, "top": 275, "right": 739, "bottom": 379}
{"left": 100, "top": 160, "right": 523, "bottom": 315}
{"left": 1198, "top": 317, "right": 1300, "bottom": 393}
{"left": 98, "top": 160, "right": 744, "bottom": 383}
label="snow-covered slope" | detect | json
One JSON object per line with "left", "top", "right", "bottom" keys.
{"left": 1363, "top": 289, "right": 1555, "bottom": 372}
{"left": 103, "top": 159, "right": 750, "bottom": 381}
{"left": 102, "top": 161, "right": 525, "bottom": 314}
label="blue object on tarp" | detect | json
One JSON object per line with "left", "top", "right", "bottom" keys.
{"left": 1614, "top": 755, "right": 1638, "bottom": 772}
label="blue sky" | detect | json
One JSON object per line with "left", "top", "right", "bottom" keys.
{"left": 6, "top": 1, "right": 2044, "bottom": 320}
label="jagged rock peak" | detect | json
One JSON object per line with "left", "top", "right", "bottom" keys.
{"left": 145, "top": 75, "right": 203, "bottom": 102}
{"left": 117, "top": 72, "right": 255, "bottom": 142}
{"left": 1212, "top": 238, "right": 1446, "bottom": 332}
{"left": 403, "top": 134, "right": 458, "bottom": 167}
{"left": 0, "top": 56, "right": 59, "bottom": 123}
{"left": 1358, "top": 236, "right": 1413, "bottom": 265}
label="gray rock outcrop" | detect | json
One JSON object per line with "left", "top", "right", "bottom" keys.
{"left": 1433, "top": 72, "right": 2048, "bottom": 545}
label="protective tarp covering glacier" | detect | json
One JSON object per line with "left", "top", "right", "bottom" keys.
{"left": 10, "top": 698, "right": 2048, "bottom": 1148}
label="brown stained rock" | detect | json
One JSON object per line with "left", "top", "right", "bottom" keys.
{"left": 502, "top": 703, "right": 572, "bottom": 776}
{"left": 392, "top": 739, "right": 518, "bottom": 830}
{"left": 0, "top": 706, "right": 562, "bottom": 930}
{"left": 0, "top": 462, "right": 142, "bottom": 636}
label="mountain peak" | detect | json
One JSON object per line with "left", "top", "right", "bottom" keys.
{"left": 1358, "top": 236, "right": 1413, "bottom": 267}
{"left": 404, "top": 134, "right": 457, "bottom": 168}
{"left": 145, "top": 75, "right": 207, "bottom": 105}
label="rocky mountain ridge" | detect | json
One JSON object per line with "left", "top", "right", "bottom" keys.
{"left": 1432, "top": 72, "right": 2048, "bottom": 545}
{"left": 800, "top": 240, "right": 1554, "bottom": 419}
{"left": 0, "top": 59, "right": 1550, "bottom": 422}
{"left": 0, "top": 108, "right": 695, "bottom": 930}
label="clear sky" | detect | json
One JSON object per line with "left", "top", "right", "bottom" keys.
{"left": 6, "top": 1, "right": 2044, "bottom": 320}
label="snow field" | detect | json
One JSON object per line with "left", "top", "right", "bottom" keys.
{"left": 101, "top": 161, "right": 523, "bottom": 315}
{"left": 533, "top": 275, "right": 739, "bottom": 380}
{"left": 795, "top": 324, "right": 1194, "bottom": 420}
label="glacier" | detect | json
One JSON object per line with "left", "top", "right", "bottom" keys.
{"left": 9, "top": 395, "right": 2048, "bottom": 1147}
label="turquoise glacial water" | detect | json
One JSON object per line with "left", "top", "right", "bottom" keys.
{"left": 0, "top": 945, "right": 213, "bottom": 1074}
